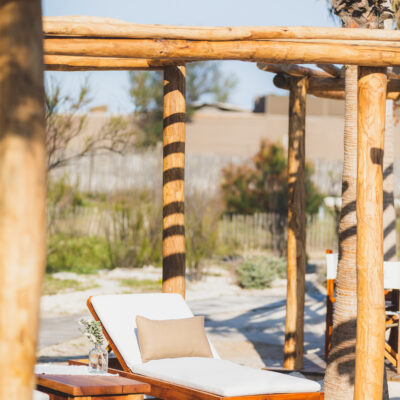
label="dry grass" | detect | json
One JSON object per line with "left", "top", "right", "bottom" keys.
{"left": 42, "top": 275, "right": 98, "bottom": 295}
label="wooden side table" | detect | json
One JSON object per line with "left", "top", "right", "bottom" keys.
{"left": 36, "top": 374, "right": 151, "bottom": 400}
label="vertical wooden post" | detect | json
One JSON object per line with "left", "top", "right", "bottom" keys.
{"left": 162, "top": 65, "right": 186, "bottom": 298}
{"left": 283, "top": 76, "right": 307, "bottom": 370}
{"left": 354, "top": 67, "right": 387, "bottom": 400}
{"left": 0, "top": 1, "right": 46, "bottom": 400}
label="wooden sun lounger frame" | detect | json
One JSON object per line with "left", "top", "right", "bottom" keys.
{"left": 87, "top": 297, "right": 323, "bottom": 400}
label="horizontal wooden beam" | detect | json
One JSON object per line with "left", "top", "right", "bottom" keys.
{"left": 273, "top": 73, "right": 400, "bottom": 92}
{"left": 43, "top": 38, "right": 400, "bottom": 66}
{"left": 274, "top": 74, "right": 344, "bottom": 91}
{"left": 43, "top": 16, "right": 400, "bottom": 42}
{"left": 44, "top": 55, "right": 186, "bottom": 71}
{"left": 308, "top": 90, "right": 400, "bottom": 100}
{"left": 257, "top": 63, "right": 329, "bottom": 78}
{"left": 310, "top": 90, "right": 345, "bottom": 100}
{"left": 316, "top": 64, "right": 343, "bottom": 78}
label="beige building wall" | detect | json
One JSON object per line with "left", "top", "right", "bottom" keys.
{"left": 186, "top": 111, "right": 346, "bottom": 161}
{"left": 52, "top": 95, "right": 400, "bottom": 194}
{"left": 186, "top": 95, "right": 400, "bottom": 161}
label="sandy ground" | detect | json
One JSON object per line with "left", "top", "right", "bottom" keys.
{"left": 38, "top": 264, "right": 400, "bottom": 398}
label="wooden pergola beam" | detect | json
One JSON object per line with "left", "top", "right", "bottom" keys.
{"left": 44, "top": 55, "right": 187, "bottom": 71}
{"left": 162, "top": 65, "right": 186, "bottom": 299}
{"left": 42, "top": 17, "right": 400, "bottom": 42}
{"left": 308, "top": 90, "right": 400, "bottom": 101}
{"left": 43, "top": 38, "right": 400, "bottom": 67}
{"left": 354, "top": 67, "right": 387, "bottom": 400}
{"left": 316, "top": 64, "right": 343, "bottom": 78}
{"left": 257, "top": 63, "right": 330, "bottom": 78}
{"left": 273, "top": 73, "right": 400, "bottom": 93}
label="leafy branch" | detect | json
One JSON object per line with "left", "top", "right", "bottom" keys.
{"left": 79, "top": 318, "right": 105, "bottom": 346}
{"left": 46, "top": 77, "right": 134, "bottom": 171}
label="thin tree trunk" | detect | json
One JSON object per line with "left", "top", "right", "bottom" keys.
{"left": 325, "top": 3, "right": 392, "bottom": 397}
{"left": 383, "top": 20, "right": 397, "bottom": 263}
{"left": 324, "top": 65, "right": 358, "bottom": 400}
{"left": 384, "top": 19, "right": 399, "bottom": 368}
{"left": 0, "top": 1, "right": 46, "bottom": 400}
{"left": 383, "top": 98, "right": 396, "bottom": 262}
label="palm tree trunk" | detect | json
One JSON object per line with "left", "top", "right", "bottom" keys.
{"left": 324, "top": 65, "right": 358, "bottom": 400}
{"left": 383, "top": 103, "right": 396, "bottom": 262}
{"left": 383, "top": 20, "right": 397, "bottom": 264}
{"left": 323, "top": 60, "right": 390, "bottom": 400}
{"left": 325, "top": 3, "right": 393, "bottom": 398}
{"left": 383, "top": 19, "right": 398, "bottom": 370}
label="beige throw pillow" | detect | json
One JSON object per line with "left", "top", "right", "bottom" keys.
{"left": 136, "top": 315, "right": 213, "bottom": 363}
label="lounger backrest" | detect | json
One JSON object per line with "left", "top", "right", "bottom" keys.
{"left": 383, "top": 262, "right": 400, "bottom": 290}
{"left": 325, "top": 255, "right": 400, "bottom": 290}
{"left": 90, "top": 293, "right": 219, "bottom": 369}
{"left": 326, "top": 252, "right": 338, "bottom": 280}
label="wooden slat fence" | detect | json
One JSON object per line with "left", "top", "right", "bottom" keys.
{"left": 49, "top": 206, "right": 339, "bottom": 254}
{"left": 218, "top": 213, "right": 338, "bottom": 254}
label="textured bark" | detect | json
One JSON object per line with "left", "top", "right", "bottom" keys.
{"left": 384, "top": 22, "right": 399, "bottom": 362}
{"left": 331, "top": 0, "right": 393, "bottom": 28}
{"left": 383, "top": 102, "right": 396, "bottom": 263}
{"left": 0, "top": 1, "right": 46, "bottom": 400}
{"left": 324, "top": 65, "right": 358, "bottom": 400}
{"left": 324, "top": 2, "right": 392, "bottom": 398}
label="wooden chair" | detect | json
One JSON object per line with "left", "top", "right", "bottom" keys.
{"left": 324, "top": 252, "right": 400, "bottom": 373}
{"left": 383, "top": 262, "right": 400, "bottom": 373}
{"left": 87, "top": 293, "right": 323, "bottom": 400}
{"left": 324, "top": 250, "right": 337, "bottom": 360}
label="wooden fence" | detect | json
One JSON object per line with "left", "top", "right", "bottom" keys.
{"left": 218, "top": 213, "right": 338, "bottom": 255}
{"left": 49, "top": 206, "right": 339, "bottom": 256}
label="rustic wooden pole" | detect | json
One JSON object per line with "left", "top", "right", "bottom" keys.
{"left": 283, "top": 76, "right": 307, "bottom": 370}
{"left": 162, "top": 65, "right": 186, "bottom": 299}
{"left": 354, "top": 67, "right": 387, "bottom": 400}
{"left": 273, "top": 73, "right": 400, "bottom": 93}
{"left": 0, "top": 1, "right": 46, "bottom": 400}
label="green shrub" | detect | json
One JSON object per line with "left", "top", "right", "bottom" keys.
{"left": 104, "top": 190, "right": 163, "bottom": 268}
{"left": 47, "top": 234, "right": 110, "bottom": 274}
{"left": 47, "top": 186, "right": 227, "bottom": 273}
{"left": 236, "top": 256, "right": 286, "bottom": 289}
{"left": 185, "top": 191, "right": 222, "bottom": 279}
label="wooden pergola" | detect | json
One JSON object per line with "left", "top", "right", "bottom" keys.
{"left": 1, "top": 9, "right": 399, "bottom": 400}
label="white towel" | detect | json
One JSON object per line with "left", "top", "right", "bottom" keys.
{"left": 35, "top": 364, "right": 117, "bottom": 376}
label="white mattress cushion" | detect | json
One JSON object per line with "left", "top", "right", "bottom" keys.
{"left": 90, "top": 293, "right": 219, "bottom": 367}
{"left": 131, "top": 357, "right": 321, "bottom": 396}
{"left": 33, "top": 390, "right": 49, "bottom": 400}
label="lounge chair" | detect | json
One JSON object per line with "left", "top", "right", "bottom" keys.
{"left": 324, "top": 252, "right": 400, "bottom": 372}
{"left": 87, "top": 293, "right": 322, "bottom": 400}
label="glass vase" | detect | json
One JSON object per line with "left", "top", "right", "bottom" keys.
{"left": 89, "top": 344, "right": 108, "bottom": 373}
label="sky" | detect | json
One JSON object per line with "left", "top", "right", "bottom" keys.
{"left": 42, "top": 0, "right": 337, "bottom": 113}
